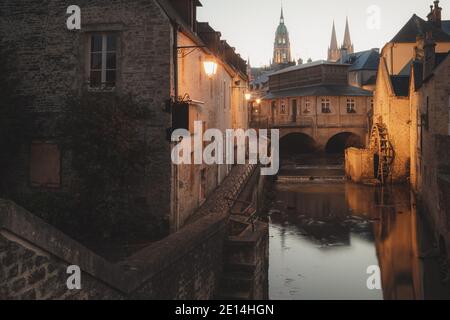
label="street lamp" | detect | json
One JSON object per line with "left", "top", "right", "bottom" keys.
{"left": 203, "top": 60, "right": 218, "bottom": 78}
{"left": 245, "top": 93, "right": 252, "bottom": 101}
{"left": 256, "top": 98, "right": 261, "bottom": 105}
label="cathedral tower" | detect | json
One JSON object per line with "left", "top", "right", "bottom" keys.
{"left": 273, "top": 7, "right": 292, "bottom": 66}
{"left": 328, "top": 21, "right": 340, "bottom": 62}
{"left": 327, "top": 18, "right": 354, "bottom": 62}
{"left": 342, "top": 17, "right": 354, "bottom": 54}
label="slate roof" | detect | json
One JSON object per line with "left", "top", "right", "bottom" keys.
{"left": 390, "top": 76, "right": 410, "bottom": 97}
{"left": 345, "top": 49, "right": 380, "bottom": 71}
{"left": 442, "top": 21, "right": 450, "bottom": 35}
{"left": 251, "top": 73, "right": 270, "bottom": 85}
{"left": 269, "top": 60, "right": 349, "bottom": 76}
{"left": 363, "top": 75, "right": 377, "bottom": 86}
{"left": 391, "top": 15, "right": 450, "bottom": 43}
{"left": 263, "top": 85, "right": 373, "bottom": 99}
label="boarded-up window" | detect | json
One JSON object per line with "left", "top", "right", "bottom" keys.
{"left": 30, "top": 142, "right": 61, "bottom": 188}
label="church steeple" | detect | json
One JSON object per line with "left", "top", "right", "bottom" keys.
{"left": 342, "top": 17, "right": 354, "bottom": 54}
{"left": 327, "top": 18, "right": 355, "bottom": 61}
{"left": 328, "top": 21, "right": 340, "bottom": 61}
{"left": 272, "top": 3, "right": 292, "bottom": 66}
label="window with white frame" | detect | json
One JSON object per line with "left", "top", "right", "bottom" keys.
{"left": 89, "top": 34, "right": 117, "bottom": 88}
{"left": 346, "top": 98, "right": 356, "bottom": 113}
{"left": 321, "top": 98, "right": 331, "bottom": 113}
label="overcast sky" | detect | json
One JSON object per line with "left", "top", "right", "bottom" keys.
{"left": 197, "top": 0, "right": 449, "bottom": 67}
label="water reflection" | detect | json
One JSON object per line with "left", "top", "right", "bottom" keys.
{"left": 268, "top": 181, "right": 450, "bottom": 300}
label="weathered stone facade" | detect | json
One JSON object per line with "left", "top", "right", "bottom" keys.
{"left": 259, "top": 61, "right": 372, "bottom": 151}
{"left": 0, "top": 164, "right": 259, "bottom": 300}
{"left": 0, "top": 0, "right": 174, "bottom": 233}
{"left": 345, "top": 1, "right": 450, "bottom": 260}
{"left": 0, "top": 0, "right": 249, "bottom": 236}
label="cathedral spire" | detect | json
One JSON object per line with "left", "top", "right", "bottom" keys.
{"left": 330, "top": 21, "right": 338, "bottom": 50}
{"left": 272, "top": 1, "right": 292, "bottom": 66}
{"left": 328, "top": 21, "right": 340, "bottom": 62}
{"left": 342, "top": 17, "right": 354, "bottom": 54}
{"left": 280, "top": 4, "right": 284, "bottom": 24}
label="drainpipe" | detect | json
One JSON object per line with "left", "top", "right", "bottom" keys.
{"left": 172, "top": 22, "right": 180, "bottom": 232}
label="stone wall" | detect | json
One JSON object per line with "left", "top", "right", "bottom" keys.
{"left": 345, "top": 147, "right": 374, "bottom": 182}
{"left": 0, "top": 0, "right": 174, "bottom": 233}
{"left": 0, "top": 165, "right": 258, "bottom": 300}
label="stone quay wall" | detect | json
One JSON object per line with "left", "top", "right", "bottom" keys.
{"left": 0, "top": 165, "right": 258, "bottom": 300}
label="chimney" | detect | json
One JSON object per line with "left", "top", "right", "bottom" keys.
{"left": 423, "top": 32, "right": 436, "bottom": 80}
{"left": 427, "top": 1, "right": 442, "bottom": 28}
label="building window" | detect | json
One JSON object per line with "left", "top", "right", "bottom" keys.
{"left": 30, "top": 142, "right": 61, "bottom": 188}
{"left": 280, "top": 103, "right": 286, "bottom": 114}
{"left": 89, "top": 34, "right": 117, "bottom": 88}
{"left": 304, "top": 98, "right": 311, "bottom": 113}
{"left": 347, "top": 98, "right": 356, "bottom": 113}
{"left": 321, "top": 98, "right": 331, "bottom": 113}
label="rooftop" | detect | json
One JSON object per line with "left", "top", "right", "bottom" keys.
{"left": 390, "top": 14, "right": 450, "bottom": 43}
{"left": 343, "top": 49, "right": 380, "bottom": 71}
{"left": 263, "top": 84, "right": 373, "bottom": 99}
{"left": 270, "top": 60, "right": 350, "bottom": 76}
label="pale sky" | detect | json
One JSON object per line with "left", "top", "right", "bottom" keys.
{"left": 197, "top": 0, "right": 450, "bottom": 67}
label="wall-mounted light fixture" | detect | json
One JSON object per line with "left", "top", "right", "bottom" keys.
{"left": 203, "top": 60, "right": 218, "bottom": 78}
{"left": 245, "top": 93, "right": 252, "bottom": 101}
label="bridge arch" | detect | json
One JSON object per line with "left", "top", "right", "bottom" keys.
{"left": 280, "top": 133, "right": 318, "bottom": 155}
{"left": 325, "top": 132, "right": 364, "bottom": 154}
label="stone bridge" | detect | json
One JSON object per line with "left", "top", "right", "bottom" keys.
{"left": 273, "top": 123, "right": 367, "bottom": 154}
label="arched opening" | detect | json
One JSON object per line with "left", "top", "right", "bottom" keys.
{"left": 325, "top": 132, "right": 363, "bottom": 154}
{"left": 280, "top": 133, "right": 318, "bottom": 156}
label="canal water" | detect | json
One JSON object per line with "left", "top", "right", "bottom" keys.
{"left": 267, "top": 155, "right": 450, "bottom": 300}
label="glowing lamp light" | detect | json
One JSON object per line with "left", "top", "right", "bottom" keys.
{"left": 245, "top": 93, "right": 252, "bottom": 101}
{"left": 203, "top": 61, "right": 218, "bottom": 78}
{"left": 256, "top": 98, "right": 261, "bottom": 104}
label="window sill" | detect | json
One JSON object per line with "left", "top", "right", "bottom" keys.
{"left": 86, "top": 86, "right": 117, "bottom": 93}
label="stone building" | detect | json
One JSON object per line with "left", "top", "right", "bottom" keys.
{"left": 346, "top": 0, "right": 450, "bottom": 184}
{"left": 258, "top": 61, "right": 373, "bottom": 153}
{"left": 0, "top": 0, "right": 248, "bottom": 236}
{"left": 409, "top": 36, "right": 450, "bottom": 263}
{"left": 345, "top": 1, "right": 450, "bottom": 261}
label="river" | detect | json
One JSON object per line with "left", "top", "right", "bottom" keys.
{"left": 266, "top": 155, "right": 450, "bottom": 300}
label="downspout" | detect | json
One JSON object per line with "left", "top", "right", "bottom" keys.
{"left": 172, "top": 21, "right": 180, "bottom": 232}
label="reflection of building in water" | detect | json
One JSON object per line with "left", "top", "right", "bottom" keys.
{"left": 370, "top": 188, "right": 421, "bottom": 300}
{"left": 271, "top": 180, "right": 450, "bottom": 299}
